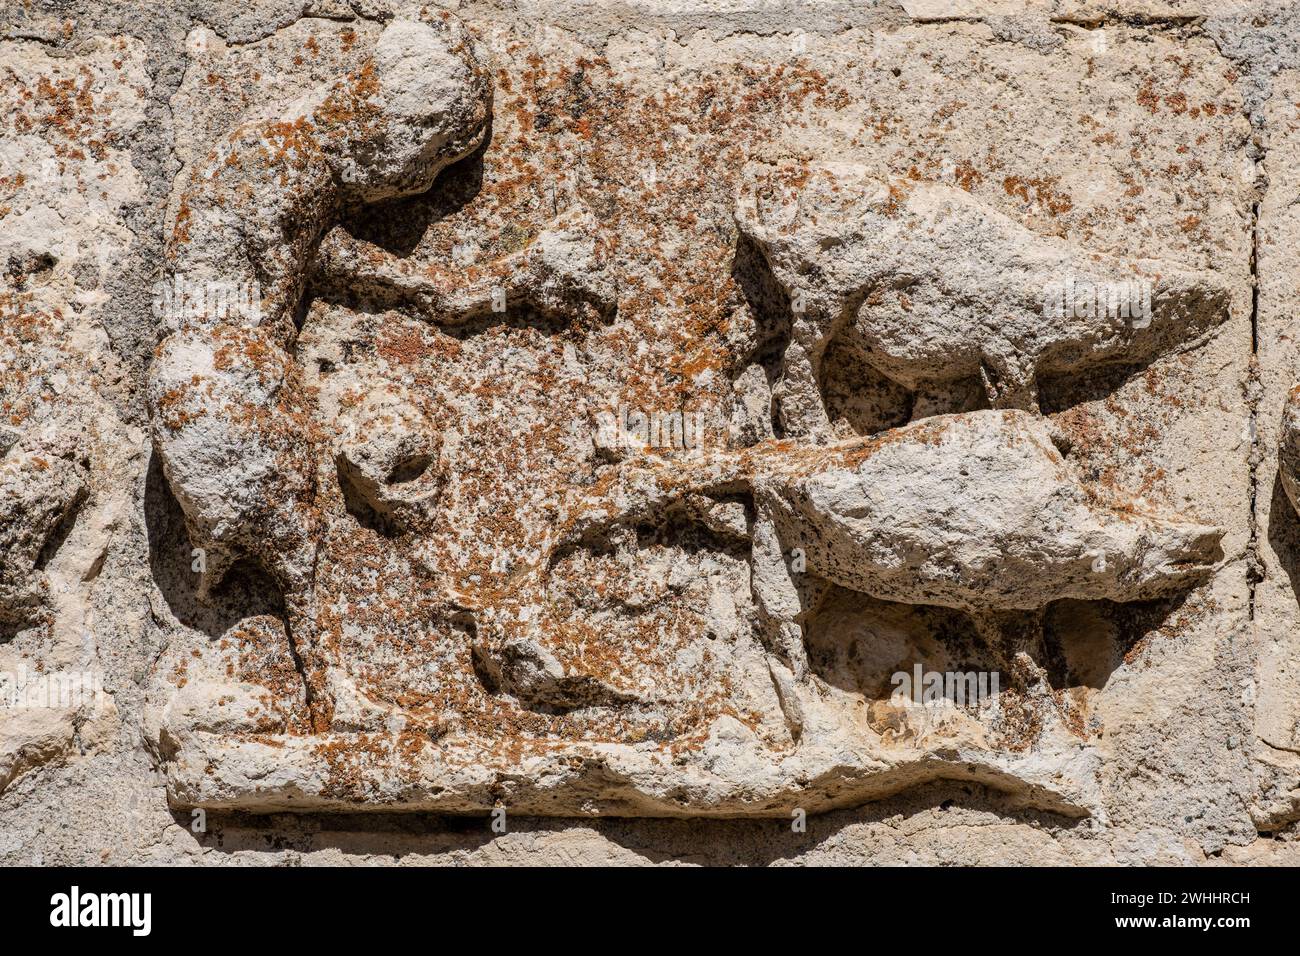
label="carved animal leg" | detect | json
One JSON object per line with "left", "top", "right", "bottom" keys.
{"left": 773, "top": 338, "right": 833, "bottom": 441}
{"left": 978, "top": 354, "right": 1040, "bottom": 412}
{"left": 150, "top": 327, "right": 320, "bottom": 593}
{"left": 750, "top": 500, "right": 837, "bottom": 742}
{"left": 749, "top": 504, "right": 813, "bottom": 679}
{"left": 971, "top": 608, "right": 1049, "bottom": 696}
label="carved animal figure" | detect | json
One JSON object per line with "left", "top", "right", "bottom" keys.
{"left": 736, "top": 161, "right": 1233, "bottom": 438}
{"left": 312, "top": 203, "right": 616, "bottom": 327}
{"left": 555, "top": 409, "right": 1223, "bottom": 685}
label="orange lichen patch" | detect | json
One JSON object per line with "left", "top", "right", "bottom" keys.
{"left": 312, "top": 61, "right": 382, "bottom": 145}
{"left": 1051, "top": 354, "right": 1207, "bottom": 512}
{"left": 375, "top": 322, "right": 436, "bottom": 367}
{"left": 881, "top": 179, "right": 912, "bottom": 217}
{"left": 1001, "top": 175, "right": 1073, "bottom": 217}
{"left": 3, "top": 49, "right": 141, "bottom": 220}
{"left": 953, "top": 160, "right": 982, "bottom": 191}
{"left": 0, "top": 290, "right": 73, "bottom": 428}
{"left": 171, "top": 199, "right": 193, "bottom": 245}
{"left": 154, "top": 384, "right": 205, "bottom": 431}
{"left": 259, "top": 117, "right": 318, "bottom": 171}
{"left": 1137, "top": 77, "right": 1161, "bottom": 113}
{"left": 212, "top": 327, "right": 287, "bottom": 383}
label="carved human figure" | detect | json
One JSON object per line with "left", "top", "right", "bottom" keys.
{"left": 149, "top": 9, "right": 617, "bottom": 730}
{"left": 149, "top": 9, "right": 493, "bottom": 727}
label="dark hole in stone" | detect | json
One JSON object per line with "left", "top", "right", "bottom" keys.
{"left": 386, "top": 453, "right": 433, "bottom": 485}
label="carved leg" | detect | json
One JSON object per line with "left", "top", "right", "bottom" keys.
{"left": 979, "top": 353, "right": 1040, "bottom": 413}
{"left": 971, "top": 609, "right": 1049, "bottom": 696}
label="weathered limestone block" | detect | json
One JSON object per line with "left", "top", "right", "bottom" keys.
{"left": 1254, "top": 70, "right": 1300, "bottom": 831}
{"left": 151, "top": 392, "right": 1221, "bottom": 814}
{"left": 737, "top": 161, "right": 1233, "bottom": 434}
{"left": 132, "top": 8, "right": 1251, "bottom": 846}
{"left": 0, "top": 36, "right": 152, "bottom": 796}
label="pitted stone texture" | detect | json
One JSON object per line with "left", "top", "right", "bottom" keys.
{"left": 149, "top": 11, "right": 493, "bottom": 604}
{"left": 0, "top": 36, "right": 150, "bottom": 795}
{"left": 0, "top": 1, "right": 1279, "bottom": 864}
{"left": 757, "top": 412, "right": 1223, "bottom": 612}
{"left": 132, "top": 9, "right": 1255, "bottom": 838}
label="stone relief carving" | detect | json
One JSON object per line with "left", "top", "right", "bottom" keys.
{"left": 138, "top": 10, "right": 1234, "bottom": 820}
{"left": 735, "top": 161, "right": 1233, "bottom": 435}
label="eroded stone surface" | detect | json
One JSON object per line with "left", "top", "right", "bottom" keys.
{"left": 737, "top": 160, "right": 1233, "bottom": 428}
{"left": 1253, "top": 69, "right": 1300, "bottom": 832}
{"left": 0, "top": 0, "right": 1292, "bottom": 864}
{"left": 0, "top": 34, "right": 146, "bottom": 797}
{"left": 130, "top": 9, "right": 1243, "bottom": 828}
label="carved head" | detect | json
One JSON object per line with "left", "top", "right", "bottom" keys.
{"left": 311, "top": 12, "right": 492, "bottom": 203}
